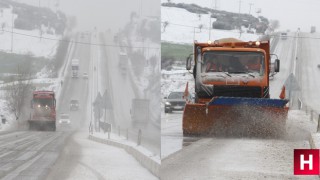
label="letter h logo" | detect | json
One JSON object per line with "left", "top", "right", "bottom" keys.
{"left": 294, "top": 149, "right": 320, "bottom": 175}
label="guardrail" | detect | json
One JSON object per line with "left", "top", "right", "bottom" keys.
{"left": 89, "top": 121, "right": 145, "bottom": 147}
{"left": 297, "top": 98, "right": 320, "bottom": 133}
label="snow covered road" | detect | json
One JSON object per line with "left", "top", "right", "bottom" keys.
{"left": 160, "top": 32, "right": 319, "bottom": 179}
{"left": 0, "top": 32, "right": 158, "bottom": 179}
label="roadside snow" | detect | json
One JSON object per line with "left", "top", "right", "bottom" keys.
{"left": 0, "top": 98, "right": 16, "bottom": 131}
{"left": 93, "top": 132, "right": 161, "bottom": 164}
{"left": 161, "top": 68, "right": 194, "bottom": 99}
{"left": 0, "top": 7, "right": 60, "bottom": 58}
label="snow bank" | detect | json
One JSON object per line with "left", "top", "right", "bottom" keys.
{"left": 89, "top": 133, "right": 160, "bottom": 177}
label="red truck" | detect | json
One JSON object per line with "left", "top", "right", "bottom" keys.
{"left": 28, "top": 91, "right": 56, "bottom": 131}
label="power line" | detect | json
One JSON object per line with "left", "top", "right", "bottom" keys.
{"left": 1, "top": 29, "right": 160, "bottom": 50}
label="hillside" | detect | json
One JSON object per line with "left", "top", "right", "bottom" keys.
{"left": 162, "top": 2, "right": 269, "bottom": 33}
{"left": 161, "top": 4, "right": 260, "bottom": 44}
{"left": 0, "top": 0, "right": 66, "bottom": 57}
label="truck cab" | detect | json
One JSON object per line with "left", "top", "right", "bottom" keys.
{"left": 186, "top": 39, "right": 280, "bottom": 102}
{"left": 71, "top": 59, "right": 80, "bottom": 78}
{"left": 29, "top": 91, "right": 56, "bottom": 131}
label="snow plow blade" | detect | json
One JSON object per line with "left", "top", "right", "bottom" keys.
{"left": 28, "top": 120, "right": 56, "bottom": 131}
{"left": 183, "top": 97, "right": 289, "bottom": 137}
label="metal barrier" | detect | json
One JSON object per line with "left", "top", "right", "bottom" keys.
{"left": 302, "top": 104, "right": 320, "bottom": 133}
{"left": 318, "top": 115, "right": 320, "bottom": 133}
{"left": 89, "top": 122, "right": 145, "bottom": 146}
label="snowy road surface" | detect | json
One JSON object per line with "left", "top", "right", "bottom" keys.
{"left": 160, "top": 32, "right": 319, "bottom": 179}
{"left": 99, "top": 32, "right": 160, "bottom": 156}
{"left": 161, "top": 110, "right": 318, "bottom": 179}
{"left": 0, "top": 33, "right": 157, "bottom": 179}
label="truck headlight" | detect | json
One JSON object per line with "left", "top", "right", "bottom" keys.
{"left": 165, "top": 102, "right": 171, "bottom": 106}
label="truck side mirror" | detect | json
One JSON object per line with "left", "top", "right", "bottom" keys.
{"left": 31, "top": 100, "right": 34, "bottom": 109}
{"left": 274, "top": 59, "right": 280, "bottom": 72}
{"left": 186, "top": 57, "right": 191, "bottom": 70}
{"left": 54, "top": 99, "right": 56, "bottom": 108}
{"left": 186, "top": 54, "right": 193, "bottom": 70}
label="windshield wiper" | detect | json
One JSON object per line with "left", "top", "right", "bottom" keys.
{"left": 228, "top": 71, "right": 247, "bottom": 74}
{"left": 247, "top": 72, "right": 255, "bottom": 78}
{"left": 228, "top": 71, "right": 255, "bottom": 77}
{"left": 223, "top": 71, "right": 232, "bottom": 77}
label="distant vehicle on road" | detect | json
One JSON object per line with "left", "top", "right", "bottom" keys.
{"left": 164, "top": 92, "right": 188, "bottom": 113}
{"left": 70, "top": 100, "right": 79, "bottom": 111}
{"left": 318, "top": 64, "right": 320, "bottom": 68}
{"left": 29, "top": 91, "right": 56, "bottom": 131}
{"left": 118, "top": 42, "right": 128, "bottom": 75}
{"left": 311, "top": 26, "right": 316, "bottom": 33}
{"left": 71, "top": 59, "right": 79, "bottom": 78}
{"left": 58, "top": 113, "right": 71, "bottom": 128}
{"left": 280, "top": 32, "right": 287, "bottom": 40}
{"left": 83, "top": 72, "right": 88, "bottom": 79}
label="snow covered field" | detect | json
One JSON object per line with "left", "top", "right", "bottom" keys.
{"left": 161, "top": 0, "right": 320, "bottom": 32}
{"left": 161, "top": 6, "right": 259, "bottom": 44}
{"left": 0, "top": 7, "right": 60, "bottom": 58}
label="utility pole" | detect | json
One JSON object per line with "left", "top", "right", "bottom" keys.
{"left": 238, "top": 0, "right": 242, "bottom": 33}
{"left": 214, "top": 0, "right": 218, "bottom": 10}
{"left": 208, "top": 0, "right": 215, "bottom": 40}
{"left": 11, "top": 9, "right": 14, "bottom": 52}
{"left": 140, "top": 0, "right": 142, "bottom": 16}
{"left": 249, "top": 3, "right": 254, "bottom": 15}
{"left": 238, "top": 0, "right": 242, "bottom": 14}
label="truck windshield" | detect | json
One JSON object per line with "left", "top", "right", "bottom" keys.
{"left": 201, "top": 51, "right": 265, "bottom": 75}
{"left": 34, "top": 98, "right": 53, "bottom": 107}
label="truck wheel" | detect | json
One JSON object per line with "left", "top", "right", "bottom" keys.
{"left": 29, "top": 122, "right": 33, "bottom": 131}
{"left": 52, "top": 124, "right": 56, "bottom": 131}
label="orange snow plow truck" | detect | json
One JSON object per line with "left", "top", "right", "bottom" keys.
{"left": 183, "top": 38, "right": 289, "bottom": 136}
{"left": 28, "top": 91, "right": 56, "bottom": 131}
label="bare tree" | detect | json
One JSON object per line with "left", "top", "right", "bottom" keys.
{"left": 6, "top": 67, "right": 33, "bottom": 121}
{"left": 162, "top": 21, "right": 169, "bottom": 33}
{"left": 66, "top": 16, "right": 77, "bottom": 32}
{"left": 269, "top": 20, "right": 280, "bottom": 32}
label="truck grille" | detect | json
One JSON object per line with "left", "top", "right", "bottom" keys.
{"left": 198, "top": 85, "right": 262, "bottom": 98}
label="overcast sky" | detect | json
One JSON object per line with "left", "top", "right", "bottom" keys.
{"left": 218, "top": 0, "right": 320, "bottom": 32}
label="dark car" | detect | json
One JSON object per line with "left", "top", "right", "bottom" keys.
{"left": 70, "top": 100, "right": 79, "bottom": 111}
{"left": 164, "top": 92, "right": 187, "bottom": 113}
